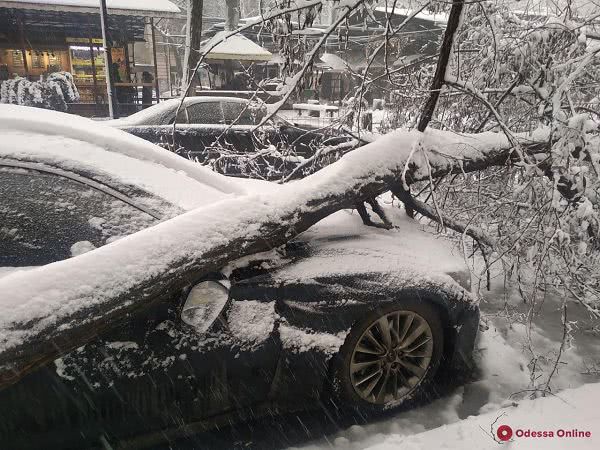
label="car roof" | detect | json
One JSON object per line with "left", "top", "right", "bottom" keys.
{"left": 112, "top": 96, "right": 253, "bottom": 126}
{"left": 0, "top": 105, "right": 258, "bottom": 211}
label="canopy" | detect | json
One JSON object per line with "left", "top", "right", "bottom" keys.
{"left": 0, "top": 0, "right": 181, "bottom": 17}
{"left": 204, "top": 31, "right": 272, "bottom": 62}
{"left": 319, "top": 52, "right": 350, "bottom": 71}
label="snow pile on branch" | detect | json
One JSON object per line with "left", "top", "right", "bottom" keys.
{"left": 0, "top": 72, "right": 79, "bottom": 112}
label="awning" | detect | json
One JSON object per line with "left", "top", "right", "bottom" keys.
{"left": 0, "top": 0, "right": 181, "bottom": 18}
{"left": 204, "top": 31, "right": 272, "bottom": 62}
{"left": 319, "top": 52, "right": 350, "bottom": 71}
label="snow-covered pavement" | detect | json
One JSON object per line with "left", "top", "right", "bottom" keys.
{"left": 359, "top": 382, "right": 600, "bottom": 449}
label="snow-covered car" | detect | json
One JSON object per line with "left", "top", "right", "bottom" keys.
{"left": 0, "top": 105, "right": 479, "bottom": 449}
{"left": 106, "top": 96, "right": 351, "bottom": 173}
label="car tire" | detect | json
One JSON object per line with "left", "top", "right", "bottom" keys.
{"left": 330, "top": 298, "right": 444, "bottom": 415}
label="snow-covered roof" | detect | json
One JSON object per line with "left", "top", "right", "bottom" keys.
{"left": 319, "top": 53, "right": 350, "bottom": 71}
{"left": 204, "top": 31, "right": 272, "bottom": 62}
{"left": 0, "top": 0, "right": 181, "bottom": 17}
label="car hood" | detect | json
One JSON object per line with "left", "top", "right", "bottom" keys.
{"left": 271, "top": 209, "right": 471, "bottom": 292}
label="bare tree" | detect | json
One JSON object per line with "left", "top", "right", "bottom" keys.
{"left": 182, "top": 0, "right": 204, "bottom": 94}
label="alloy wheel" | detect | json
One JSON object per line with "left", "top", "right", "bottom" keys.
{"left": 349, "top": 310, "right": 434, "bottom": 405}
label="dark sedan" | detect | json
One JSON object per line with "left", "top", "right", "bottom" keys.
{"left": 107, "top": 97, "right": 352, "bottom": 178}
{"left": 0, "top": 106, "right": 478, "bottom": 449}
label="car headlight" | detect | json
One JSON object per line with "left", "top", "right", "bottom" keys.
{"left": 181, "top": 281, "right": 230, "bottom": 333}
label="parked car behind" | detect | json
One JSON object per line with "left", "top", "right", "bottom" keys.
{"left": 108, "top": 96, "right": 352, "bottom": 179}
{"left": 0, "top": 105, "right": 478, "bottom": 449}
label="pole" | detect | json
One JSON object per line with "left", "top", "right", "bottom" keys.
{"left": 17, "top": 16, "right": 29, "bottom": 77}
{"left": 166, "top": 38, "right": 172, "bottom": 96}
{"left": 99, "top": 0, "right": 118, "bottom": 118}
{"left": 150, "top": 18, "right": 161, "bottom": 103}
{"left": 88, "top": 37, "right": 99, "bottom": 115}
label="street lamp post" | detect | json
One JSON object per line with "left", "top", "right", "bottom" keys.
{"left": 99, "top": 0, "right": 118, "bottom": 118}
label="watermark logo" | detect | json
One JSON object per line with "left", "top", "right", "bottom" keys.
{"left": 489, "top": 421, "right": 592, "bottom": 444}
{"left": 496, "top": 425, "right": 513, "bottom": 442}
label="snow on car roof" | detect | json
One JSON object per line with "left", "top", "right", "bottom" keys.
{"left": 0, "top": 130, "right": 233, "bottom": 212}
{"left": 112, "top": 96, "right": 251, "bottom": 126}
{"left": 0, "top": 105, "right": 245, "bottom": 197}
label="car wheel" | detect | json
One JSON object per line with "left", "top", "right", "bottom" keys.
{"left": 331, "top": 299, "right": 444, "bottom": 413}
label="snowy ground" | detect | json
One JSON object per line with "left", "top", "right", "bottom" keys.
{"left": 349, "top": 383, "right": 600, "bottom": 449}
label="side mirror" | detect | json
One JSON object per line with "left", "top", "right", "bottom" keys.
{"left": 181, "top": 281, "right": 230, "bottom": 334}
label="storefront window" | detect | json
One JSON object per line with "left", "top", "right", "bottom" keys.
{"left": 70, "top": 46, "right": 105, "bottom": 80}
{"left": 70, "top": 45, "right": 106, "bottom": 103}
{"left": 48, "top": 53, "right": 62, "bottom": 67}
{"left": 11, "top": 50, "right": 24, "bottom": 69}
{"left": 31, "top": 52, "right": 44, "bottom": 69}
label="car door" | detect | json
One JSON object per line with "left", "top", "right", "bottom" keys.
{"left": 0, "top": 162, "right": 164, "bottom": 447}
{"left": 44, "top": 288, "right": 282, "bottom": 447}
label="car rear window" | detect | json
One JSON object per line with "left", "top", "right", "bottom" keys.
{"left": 177, "top": 102, "right": 224, "bottom": 124}
{"left": 222, "top": 102, "right": 265, "bottom": 125}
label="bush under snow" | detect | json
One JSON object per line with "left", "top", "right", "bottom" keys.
{"left": 0, "top": 72, "right": 79, "bottom": 112}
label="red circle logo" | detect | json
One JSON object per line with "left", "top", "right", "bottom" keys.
{"left": 497, "top": 425, "right": 513, "bottom": 441}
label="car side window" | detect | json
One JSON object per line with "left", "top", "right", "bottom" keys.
{"left": 174, "top": 105, "right": 190, "bottom": 124}
{"left": 177, "top": 102, "right": 224, "bottom": 124}
{"left": 0, "top": 166, "right": 157, "bottom": 266}
{"left": 222, "top": 102, "right": 264, "bottom": 125}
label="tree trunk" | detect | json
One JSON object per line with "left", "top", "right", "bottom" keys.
{"left": 0, "top": 128, "right": 549, "bottom": 391}
{"left": 182, "top": 0, "right": 204, "bottom": 95}
{"left": 225, "top": 0, "right": 240, "bottom": 31}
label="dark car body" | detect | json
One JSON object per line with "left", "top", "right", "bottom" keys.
{"left": 0, "top": 105, "right": 478, "bottom": 449}
{"left": 108, "top": 97, "right": 352, "bottom": 178}
{"left": 0, "top": 266, "right": 478, "bottom": 450}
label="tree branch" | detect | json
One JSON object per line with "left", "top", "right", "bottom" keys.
{"left": 390, "top": 183, "right": 495, "bottom": 248}
{"left": 417, "top": 0, "right": 465, "bottom": 132}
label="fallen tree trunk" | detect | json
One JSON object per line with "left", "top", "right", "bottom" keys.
{"left": 0, "top": 127, "right": 549, "bottom": 390}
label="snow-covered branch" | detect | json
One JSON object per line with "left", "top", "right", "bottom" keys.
{"left": 0, "top": 125, "right": 549, "bottom": 389}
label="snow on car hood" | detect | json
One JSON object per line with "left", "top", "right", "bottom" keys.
{"left": 275, "top": 208, "right": 471, "bottom": 290}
